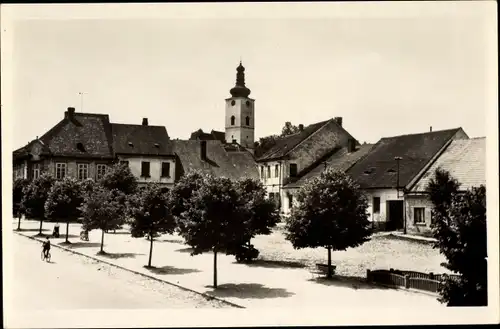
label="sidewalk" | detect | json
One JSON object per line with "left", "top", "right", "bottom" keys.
{"left": 12, "top": 219, "right": 444, "bottom": 309}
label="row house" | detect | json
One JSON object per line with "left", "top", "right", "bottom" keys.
{"left": 255, "top": 117, "right": 359, "bottom": 215}
{"left": 403, "top": 137, "right": 485, "bottom": 235}
{"left": 12, "top": 107, "right": 175, "bottom": 187}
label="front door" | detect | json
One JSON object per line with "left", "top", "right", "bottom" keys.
{"left": 386, "top": 200, "right": 404, "bottom": 231}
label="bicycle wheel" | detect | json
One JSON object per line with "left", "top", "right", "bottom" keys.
{"left": 41, "top": 250, "right": 45, "bottom": 261}
{"left": 46, "top": 252, "right": 51, "bottom": 262}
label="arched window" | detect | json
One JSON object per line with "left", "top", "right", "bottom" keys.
{"left": 245, "top": 116, "right": 250, "bottom": 126}
{"left": 231, "top": 115, "right": 235, "bottom": 125}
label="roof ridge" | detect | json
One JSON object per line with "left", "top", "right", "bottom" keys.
{"left": 380, "top": 127, "right": 461, "bottom": 140}
{"left": 111, "top": 122, "right": 166, "bottom": 128}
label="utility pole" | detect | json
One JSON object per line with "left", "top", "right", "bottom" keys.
{"left": 78, "top": 92, "right": 87, "bottom": 111}
{"left": 394, "top": 156, "right": 405, "bottom": 234}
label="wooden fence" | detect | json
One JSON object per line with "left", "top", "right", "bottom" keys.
{"left": 366, "top": 268, "right": 460, "bottom": 293}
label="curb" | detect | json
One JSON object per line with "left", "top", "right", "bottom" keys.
{"left": 387, "top": 233, "right": 436, "bottom": 245}
{"left": 369, "top": 281, "right": 440, "bottom": 298}
{"left": 14, "top": 230, "right": 245, "bottom": 309}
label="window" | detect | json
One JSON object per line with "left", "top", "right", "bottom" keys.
{"left": 32, "top": 163, "right": 40, "bottom": 179}
{"left": 96, "top": 164, "right": 107, "bottom": 180}
{"left": 55, "top": 163, "right": 67, "bottom": 179}
{"left": 267, "top": 166, "right": 271, "bottom": 178}
{"left": 275, "top": 164, "right": 279, "bottom": 178}
{"left": 288, "top": 194, "right": 294, "bottom": 209}
{"left": 232, "top": 139, "right": 237, "bottom": 144}
{"left": 260, "top": 166, "right": 264, "bottom": 179}
{"left": 289, "top": 163, "right": 298, "bottom": 177}
{"left": 119, "top": 160, "right": 129, "bottom": 166}
{"left": 414, "top": 207, "right": 426, "bottom": 224}
{"left": 373, "top": 197, "right": 381, "bottom": 213}
{"left": 77, "top": 163, "right": 89, "bottom": 180}
{"left": 245, "top": 116, "right": 250, "bottom": 125}
{"left": 161, "top": 162, "right": 171, "bottom": 177}
{"left": 141, "top": 161, "right": 151, "bottom": 177}
{"left": 231, "top": 115, "right": 235, "bottom": 125}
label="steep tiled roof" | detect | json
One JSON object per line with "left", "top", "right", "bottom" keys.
{"left": 111, "top": 124, "right": 173, "bottom": 156}
{"left": 189, "top": 129, "right": 226, "bottom": 143}
{"left": 284, "top": 144, "right": 374, "bottom": 189}
{"left": 256, "top": 120, "right": 331, "bottom": 161}
{"left": 347, "top": 128, "right": 465, "bottom": 189}
{"left": 171, "top": 140, "right": 258, "bottom": 181}
{"left": 409, "top": 138, "right": 485, "bottom": 192}
{"left": 37, "top": 113, "right": 114, "bottom": 158}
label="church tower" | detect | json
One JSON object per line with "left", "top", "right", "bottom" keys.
{"left": 225, "top": 61, "right": 255, "bottom": 154}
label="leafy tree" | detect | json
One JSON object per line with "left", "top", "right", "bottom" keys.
{"left": 128, "top": 183, "right": 177, "bottom": 267}
{"left": 177, "top": 174, "right": 247, "bottom": 288}
{"left": 426, "top": 169, "right": 487, "bottom": 306}
{"left": 100, "top": 162, "right": 138, "bottom": 195}
{"left": 13, "top": 178, "right": 29, "bottom": 230}
{"left": 21, "top": 173, "right": 55, "bottom": 236}
{"left": 169, "top": 170, "right": 207, "bottom": 232}
{"left": 233, "top": 178, "right": 280, "bottom": 258}
{"left": 44, "top": 177, "right": 84, "bottom": 243}
{"left": 79, "top": 186, "right": 127, "bottom": 254}
{"left": 285, "top": 169, "right": 371, "bottom": 278}
{"left": 281, "top": 121, "right": 300, "bottom": 136}
{"left": 254, "top": 134, "right": 280, "bottom": 158}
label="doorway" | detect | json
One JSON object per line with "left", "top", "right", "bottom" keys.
{"left": 386, "top": 200, "right": 404, "bottom": 231}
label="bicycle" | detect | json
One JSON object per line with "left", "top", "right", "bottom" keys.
{"left": 41, "top": 250, "right": 51, "bottom": 262}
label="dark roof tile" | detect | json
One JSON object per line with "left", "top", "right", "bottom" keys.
{"left": 347, "top": 128, "right": 464, "bottom": 189}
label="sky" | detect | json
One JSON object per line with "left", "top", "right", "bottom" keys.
{"left": 4, "top": 2, "right": 496, "bottom": 150}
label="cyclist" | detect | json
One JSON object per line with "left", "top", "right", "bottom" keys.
{"left": 42, "top": 237, "right": 51, "bottom": 258}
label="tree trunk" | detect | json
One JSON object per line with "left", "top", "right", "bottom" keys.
{"left": 17, "top": 214, "right": 21, "bottom": 231}
{"left": 100, "top": 229, "right": 105, "bottom": 253}
{"left": 65, "top": 219, "right": 70, "bottom": 243}
{"left": 39, "top": 218, "right": 43, "bottom": 235}
{"left": 213, "top": 248, "right": 218, "bottom": 288}
{"left": 327, "top": 246, "right": 332, "bottom": 279}
{"left": 148, "top": 231, "right": 154, "bottom": 267}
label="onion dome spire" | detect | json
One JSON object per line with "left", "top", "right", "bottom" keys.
{"left": 230, "top": 61, "right": 251, "bottom": 98}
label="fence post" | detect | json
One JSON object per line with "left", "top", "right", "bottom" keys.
{"left": 429, "top": 272, "right": 434, "bottom": 280}
{"left": 366, "top": 269, "right": 371, "bottom": 282}
{"left": 404, "top": 275, "right": 410, "bottom": 289}
{"left": 390, "top": 268, "right": 394, "bottom": 273}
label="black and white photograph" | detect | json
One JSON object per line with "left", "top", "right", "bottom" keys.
{"left": 1, "top": 2, "right": 498, "bottom": 328}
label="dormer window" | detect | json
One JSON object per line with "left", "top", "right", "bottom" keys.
{"left": 154, "top": 143, "right": 160, "bottom": 148}
{"left": 387, "top": 168, "right": 396, "bottom": 173}
{"left": 128, "top": 142, "right": 133, "bottom": 147}
{"left": 76, "top": 142, "right": 86, "bottom": 152}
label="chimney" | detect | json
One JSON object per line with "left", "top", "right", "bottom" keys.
{"left": 142, "top": 118, "right": 148, "bottom": 126}
{"left": 430, "top": 126, "right": 432, "bottom": 132}
{"left": 334, "top": 117, "right": 343, "bottom": 127}
{"left": 348, "top": 138, "right": 356, "bottom": 152}
{"left": 200, "top": 141, "right": 207, "bottom": 161}
{"left": 65, "top": 107, "right": 76, "bottom": 119}
{"left": 298, "top": 124, "right": 304, "bottom": 131}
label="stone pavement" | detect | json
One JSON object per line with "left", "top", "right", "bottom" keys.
{"left": 12, "top": 219, "right": 444, "bottom": 309}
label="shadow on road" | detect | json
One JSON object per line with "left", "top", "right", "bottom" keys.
{"left": 145, "top": 265, "right": 200, "bottom": 275}
{"left": 15, "top": 228, "right": 50, "bottom": 233}
{"left": 175, "top": 247, "right": 195, "bottom": 254}
{"left": 240, "top": 259, "right": 306, "bottom": 269}
{"left": 99, "top": 252, "right": 144, "bottom": 259}
{"left": 158, "top": 238, "right": 185, "bottom": 244}
{"left": 64, "top": 242, "right": 102, "bottom": 249}
{"left": 308, "top": 275, "right": 391, "bottom": 291}
{"left": 205, "top": 283, "right": 295, "bottom": 299}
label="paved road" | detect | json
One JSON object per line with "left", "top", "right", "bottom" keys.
{"left": 7, "top": 234, "right": 229, "bottom": 311}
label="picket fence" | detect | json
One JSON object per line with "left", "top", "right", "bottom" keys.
{"left": 366, "top": 268, "right": 460, "bottom": 293}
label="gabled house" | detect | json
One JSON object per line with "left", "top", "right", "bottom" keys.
{"left": 346, "top": 127, "right": 469, "bottom": 231}
{"left": 255, "top": 117, "right": 359, "bottom": 214}
{"left": 404, "top": 137, "right": 485, "bottom": 234}
{"left": 189, "top": 129, "right": 226, "bottom": 143}
{"left": 12, "top": 107, "right": 176, "bottom": 186}
{"left": 170, "top": 140, "right": 258, "bottom": 181}
{"left": 111, "top": 118, "right": 175, "bottom": 186}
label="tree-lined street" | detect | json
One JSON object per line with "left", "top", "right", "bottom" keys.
{"left": 8, "top": 233, "right": 229, "bottom": 310}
